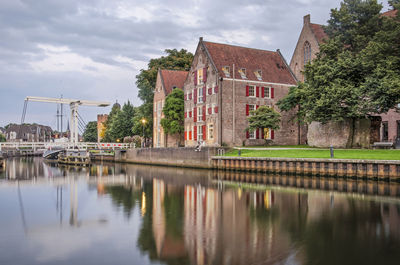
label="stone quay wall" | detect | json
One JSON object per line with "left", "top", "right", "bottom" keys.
{"left": 212, "top": 157, "right": 400, "bottom": 181}
{"left": 119, "top": 147, "right": 221, "bottom": 168}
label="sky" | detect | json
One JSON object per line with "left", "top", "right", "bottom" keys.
{"left": 0, "top": 0, "right": 392, "bottom": 131}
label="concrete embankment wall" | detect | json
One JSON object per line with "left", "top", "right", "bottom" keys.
{"left": 117, "top": 147, "right": 221, "bottom": 168}
{"left": 212, "top": 157, "right": 400, "bottom": 181}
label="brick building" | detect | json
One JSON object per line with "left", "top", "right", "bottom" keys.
{"left": 291, "top": 12, "right": 400, "bottom": 146}
{"left": 153, "top": 69, "right": 188, "bottom": 147}
{"left": 5, "top": 124, "right": 52, "bottom": 142}
{"left": 184, "top": 38, "right": 298, "bottom": 147}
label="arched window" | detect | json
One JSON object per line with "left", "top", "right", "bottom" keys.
{"left": 304, "top": 41, "right": 311, "bottom": 65}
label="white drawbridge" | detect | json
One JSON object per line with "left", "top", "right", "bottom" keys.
{"left": 21, "top": 96, "right": 110, "bottom": 144}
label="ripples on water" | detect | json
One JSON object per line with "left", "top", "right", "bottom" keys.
{"left": 0, "top": 157, "right": 399, "bottom": 265}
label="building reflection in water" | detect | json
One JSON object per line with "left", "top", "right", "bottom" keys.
{"left": 2, "top": 158, "right": 400, "bottom": 265}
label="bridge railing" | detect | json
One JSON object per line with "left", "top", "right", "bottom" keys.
{"left": 0, "top": 142, "right": 134, "bottom": 151}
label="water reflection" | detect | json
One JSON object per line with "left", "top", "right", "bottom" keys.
{"left": 0, "top": 158, "right": 399, "bottom": 265}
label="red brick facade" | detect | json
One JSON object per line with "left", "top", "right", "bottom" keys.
{"left": 184, "top": 38, "right": 299, "bottom": 147}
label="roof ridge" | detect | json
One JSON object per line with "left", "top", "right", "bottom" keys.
{"left": 203, "top": 40, "right": 277, "bottom": 54}
{"left": 160, "top": 69, "right": 189, "bottom": 72}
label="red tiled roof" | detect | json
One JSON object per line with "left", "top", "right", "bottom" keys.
{"left": 160, "top": 69, "right": 188, "bottom": 95}
{"left": 382, "top": 9, "right": 398, "bottom": 18}
{"left": 203, "top": 41, "right": 296, "bottom": 85}
{"left": 310, "top": 23, "right": 328, "bottom": 44}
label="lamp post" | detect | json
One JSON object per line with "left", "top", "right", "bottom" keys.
{"left": 141, "top": 118, "right": 147, "bottom": 148}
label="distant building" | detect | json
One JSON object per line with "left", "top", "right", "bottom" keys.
{"left": 5, "top": 124, "right": 53, "bottom": 142}
{"left": 184, "top": 38, "right": 298, "bottom": 147}
{"left": 97, "top": 114, "right": 108, "bottom": 142}
{"left": 153, "top": 69, "right": 188, "bottom": 147}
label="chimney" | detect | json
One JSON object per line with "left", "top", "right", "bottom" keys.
{"left": 199, "top": 37, "right": 203, "bottom": 42}
{"left": 304, "top": 14, "right": 310, "bottom": 25}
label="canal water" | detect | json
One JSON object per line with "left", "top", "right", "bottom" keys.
{"left": 0, "top": 157, "right": 400, "bottom": 265}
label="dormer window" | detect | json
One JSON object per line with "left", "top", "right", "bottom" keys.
{"left": 222, "top": 66, "right": 230, "bottom": 78}
{"left": 238, "top": 68, "right": 247, "bottom": 79}
{"left": 254, "top": 70, "right": 262, "bottom": 81}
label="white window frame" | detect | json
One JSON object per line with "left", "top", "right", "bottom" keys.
{"left": 197, "top": 106, "right": 202, "bottom": 121}
{"left": 254, "top": 70, "right": 262, "bottom": 81}
{"left": 249, "top": 85, "right": 256, "bottom": 97}
{"left": 249, "top": 104, "right": 256, "bottom": 116}
{"left": 239, "top": 68, "right": 247, "bottom": 79}
{"left": 198, "top": 87, "right": 204, "bottom": 103}
{"left": 208, "top": 124, "right": 214, "bottom": 140}
{"left": 264, "top": 86, "right": 271, "bottom": 99}
{"left": 197, "top": 68, "right": 204, "bottom": 85}
{"left": 249, "top": 130, "right": 256, "bottom": 139}
{"left": 222, "top": 66, "right": 230, "bottom": 78}
{"left": 197, "top": 125, "right": 203, "bottom": 140}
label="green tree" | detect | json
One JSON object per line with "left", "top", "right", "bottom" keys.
{"left": 246, "top": 106, "right": 281, "bottom": 133}
{"left": 0, "top": 134, "right": 6, "bottom": 142}
{"left": 132, "top": 103, "right": 152, "bottom": 138}
{"left": 278, "top": 0, "right": 400, "bottom": 125}
{"left": 134, "top": 49, "right": 193, "bottom": 139}
{"left": 82, "top": 121, "right": 98, "bottom": 142}
{"left": 107, "top": 101, "right": 136, "bottom": 142}
{"left": 160, "top": 88, "right": 184, "bottom": 146}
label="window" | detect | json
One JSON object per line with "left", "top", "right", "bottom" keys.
{"left": 249, "top": 104, "right": 256, "bottom": 115}
{"left": 198, "top": 87, "right": 204, "bottom": 103}
{"left": 254, "top": 70, "right": 262, "bottom": 81}
{"left": 264, "top": 87, "right": 271, "bottom": 98}
{"left": 249, "top": 130, "right": 256, "bottom": 139}
{"left": 304, "top": 41, "right": 311, "bottom": 65}
{"left": 198, "top": 106, "right": 202, "bottom": 121}
{"left": 264, "top": 128, "right": 271, "bottom": 139}
{"left": 208, "top": 124, "right": 214, "bottom": 140}
{"left": 197, "top": 68, "right": 204, "bottom": 85}
{"left": 222, "top": 66, "right": 230, "bottom": 77}
{"left": 197, "top": 125, "right": 203, "bottom": 140}
{"left": 249, "top": 85, "right": 256, "bottom": 97}
{"left": 382, "top": 122, "right": 389, "bottom": 141}
{"left": 238, "top": 68, "right": 247, "bottom": 79}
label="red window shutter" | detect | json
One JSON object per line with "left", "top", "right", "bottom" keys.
{"left": 194, "top": 70, "right": 197, "bottom": 85}
{"left": 246, "top": 131, "right": 249, "bottom": 139}
{"left": 271, "top": 87, "right": 274, "bottom": 98}
{"left": 184, "top": 112, "right": 187, "bottom": 118}
{"left": 194, "top": 126, "right": 197, "bottom": 141}
{"left": 194, "top": 88, "right": 197, "bottom": 104}
{"left": 184, "top": 94, "right": 187, "bottom": 101}
{"left": 203, "top": 67, "right": 207, "bottom": 83}
{"left": 189, "top": 93, "right": 192, "bottom": 100}
{"left": 202, "top": 125, "right": 206, "bottom": 140}
{"left": 208, "top": 107, "right": 211, "bottom": 114}
{"left": 261, "top": 128, "right": 265, "bottom": 139}
{"left": 256, "top": 86, "right": 259, "bottom": 97}
{"left": 184, "top": 131, "right": 187, "bottom": 140}
{"left": 214, "top": 86, "right": 218, "bottom": 93}
{"left": 189, "top": 111, "right": 192, "bottom": 118}
{"left": 215, "top": 106, "right": 218, "bottom": 113}
{"left": 256, "top": 105, "right": 259, "bottom": 109}
{"left": 208, "top": 88, "right": 211, "bottom": 95}
{"left": 261, "top": 87, "right": 264, "bottom": 98}
{"left": 202, "top": 105, "right": 206, "bottom": 121}
{"left": 203, "top": 86, "right": 206, "bottom": 101}
{"left": 271, "top": 129, "right": 275, "bottom": 139}
{"left": 246, "top": 85, "right": 249, "bottom": 97}
{"left": 246, "top": 104, "right": 249, "bottom": 116}
{"left": 256, "top": 129, "right": 260, "bottom": 139}
{"left": 194, "top": 108, "right": 197, "bottom": 122}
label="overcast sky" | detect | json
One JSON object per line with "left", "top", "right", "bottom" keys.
{"left": 0, "top": 0, "right": 392, "bottom": 130}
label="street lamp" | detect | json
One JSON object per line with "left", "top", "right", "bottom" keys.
{"left": 141, "top": 118, "right": 147, "bottom": 147}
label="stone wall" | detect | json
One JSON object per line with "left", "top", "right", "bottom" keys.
{"left": 120, "top": 147, "right": 222, "bottom": 168}
{"left": 307, "top": 119, "right": 372, "bottom": 148}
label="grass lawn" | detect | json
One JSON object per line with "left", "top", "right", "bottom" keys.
{"left": 238, "top": 145, "right": 316, "bottom": 149}
{"left": 224, "top": 148, "right": 400, "bottom": 160}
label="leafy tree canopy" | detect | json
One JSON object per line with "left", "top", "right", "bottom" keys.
{"left": 82, "top": 121, "right": 98, "bottom": 142}
{"left": 131, "top": 103, "right": 152, "bottom": 138}
{"left": 247, "top": 106, "right": 281, "bottom": 132}
{"left": 160, "top": 88, "right": 184, "bottom": 136}
{"left": 278, "top": 0, "right": 400, "bottom": 124}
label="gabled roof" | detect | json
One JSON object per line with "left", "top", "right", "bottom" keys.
{"left": 202, "top": 41, "right": 296, "bottom": 85}
{"left": 310, "top": 23, "right": 328, "bottom": 44}
{"left": 382, "top": 9, "right": 398, "bottom": 18}
{"left": 160, "top": 69, "right": 188, "bottom": 95}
